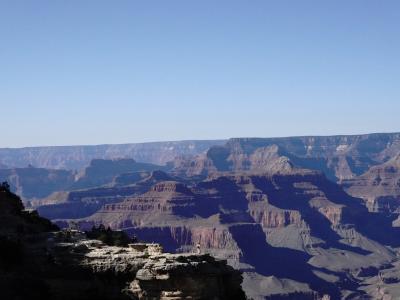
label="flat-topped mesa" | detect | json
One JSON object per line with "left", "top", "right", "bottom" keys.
{"left": 173, "top": 143, "right": 323, "bottom": 178}
{"left": 150, "top": 181, "right": 192, "bottom": 194}
{"left": 100, "top": 181, "right": 196, "bottom": 216}
{"left": 73, "top": 158, "right": 166, "bottom": 189}
{"left": 206, "top": 143, "right": 298, "bottom": 174}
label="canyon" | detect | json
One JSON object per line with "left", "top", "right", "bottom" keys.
{"left": 0, "top": 186, "right": 245, "bottom": 300}
{"left": 2, "top": 132, "right": 400, "bottom": 299}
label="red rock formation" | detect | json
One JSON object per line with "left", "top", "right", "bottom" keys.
{"left": 342, "top": 154, "right": 400, "bottom": 212}
{"left": 250, "top": 206, "right": 303, "bottom": 228}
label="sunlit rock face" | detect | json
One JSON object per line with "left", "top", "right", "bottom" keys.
{"left": 52, "top": 239, "right": 245, "bottom": 300}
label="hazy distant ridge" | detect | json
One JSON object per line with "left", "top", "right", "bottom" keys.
{"left": 0, "top": 140, "right": 225, "bottom": 170}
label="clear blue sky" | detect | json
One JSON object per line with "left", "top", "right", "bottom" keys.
{"left": 1, "top": 0, "right": 399, "bottom": 147}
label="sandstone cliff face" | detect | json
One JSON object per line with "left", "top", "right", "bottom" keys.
{"left": 99, "top": 181, "right": 197, "bottom": 218}
{"left": 342, "top": 154, "right": 400, "bottom": 213}
{"left": 34, "top": 170, "right": 176, "bottom": 220}
{"left": 249, "top": 203, "right": 303, "bottom": 228}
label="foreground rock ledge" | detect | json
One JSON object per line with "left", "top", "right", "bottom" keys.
{"left": 51, "top": 237, "right": 246, "bottom": 300}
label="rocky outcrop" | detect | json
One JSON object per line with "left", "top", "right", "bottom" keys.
{"left": 249, "top": 146, "right": 294, "bottom": 173}
{"left": 0, "top": 188, "right": 245, "bottom": 300}
{"left": 172, "top": 154, "right": 217, "bottom": 178}
{"left": 51, "top": 238, "right": 245, "bottom": 300}
{"left": 131, "top": 253, "right": 244, "bottom": 299}
{"left": 342, "top": 154, "right": 400, "bottom": 212}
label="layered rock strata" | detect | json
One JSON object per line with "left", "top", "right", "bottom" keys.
{"left": 0, "top": 188, "right": 245, "bottom": 300}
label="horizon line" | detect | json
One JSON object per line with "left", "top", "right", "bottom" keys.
{"left": 1, "top": 130, "right": 399, "bottom": 150}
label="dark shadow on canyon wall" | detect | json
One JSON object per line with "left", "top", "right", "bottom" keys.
{"left": 251, "top": 175, "right": 371, "bottom": 255}
{"left": 229, "top": 224, "right": 352, "bottom": 299}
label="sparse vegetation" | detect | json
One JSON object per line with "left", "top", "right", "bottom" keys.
{"left": 85, "top": 224, "right": 137, "bottom": 247}
{"left": 0, "top": 181, "right": 10, "bottom": 192}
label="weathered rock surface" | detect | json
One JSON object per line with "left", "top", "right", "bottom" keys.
{"left": 53, "top": 239, "right": 245, "bottom": 300}
{"left": 342, "top": 154, "right": 400, "bottom": 213}
{"left": 0, "top": 188, "right": 245, "bottom": 300}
